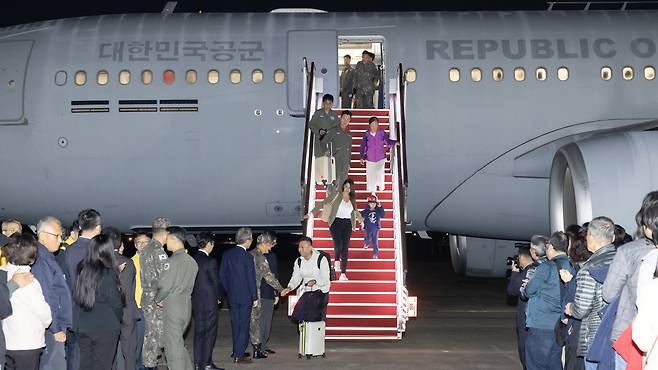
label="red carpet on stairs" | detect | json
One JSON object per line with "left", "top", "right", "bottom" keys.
{"left": 310, "top": 108, "right": 401, "bottom": 341}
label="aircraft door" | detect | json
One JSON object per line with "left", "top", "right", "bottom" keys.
{"left": 287, "top": 30, "right": 338, "bottom": 112}
{"left": 0, "top": 40, "right": 33, "bottom": 125}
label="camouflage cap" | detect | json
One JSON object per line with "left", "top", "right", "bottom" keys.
{"left": 152, "top": 217, "right": 172, "bottom": 231}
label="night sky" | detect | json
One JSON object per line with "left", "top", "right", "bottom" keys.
{"left": 4, "top": 0, "right": 658, "bottom": 27}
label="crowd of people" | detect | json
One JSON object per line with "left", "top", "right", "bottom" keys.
{"left": 0, "top": 211, "right": 334, "bottom": 370}
{"left": 508, "top": 191, "right": 658, "bottom": 370}
{"left": 339, "top": 50, "right": 381, "bottom": 109}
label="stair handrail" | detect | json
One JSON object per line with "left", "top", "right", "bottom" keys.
{"left": 389, "top": 64, "right": 410, "bottom": 336}
{"left": 301, "top": 61, "right": 316, "bottom": 235}
{"left": 397, "top": 64, "right": 409, "bottom": 198}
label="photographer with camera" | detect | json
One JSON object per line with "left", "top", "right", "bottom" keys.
{"left": 507, "top": 245, "right": 535, "bottom": 370}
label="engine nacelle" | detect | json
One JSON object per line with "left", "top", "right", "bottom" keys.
{"left": 449, "top": 235, "right": 525, "bottom": 277}
{"left": 549, "top": 132, "right": 658, "bottom": 233}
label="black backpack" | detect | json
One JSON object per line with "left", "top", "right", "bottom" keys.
{"left": 297, "top": 250, "right": 336, "bottom": 281}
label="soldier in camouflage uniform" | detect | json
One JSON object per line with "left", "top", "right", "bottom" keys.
{"left": 140, "top": 217, "right": 171, "bottom": 370}
{"left": 353, "top": 50, "right": 380, "bottom": 109}
{"left": 249, "top": 232, "right": 284, "bottom": 359}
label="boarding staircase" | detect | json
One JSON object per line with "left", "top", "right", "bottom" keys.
{"left": 297, "top": 60, "right": 414, "bottom": 341}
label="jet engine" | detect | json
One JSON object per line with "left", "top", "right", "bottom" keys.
{"left": 549, "top": 131, "right": 658, "bottom": 234}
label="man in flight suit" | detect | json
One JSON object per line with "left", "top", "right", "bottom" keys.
{"left": 308, "top": 94, "right": 340, "bottom": 185}
{"left": 340, "top": 55, "right": 355, "bottom": 109}
{"left": 156, "top": 227, "right": 198, "bottom": 370}
{"left": 140, "top": 217, "right": 171, "bottom": 370}
{"left": 353, "top": 50, "right": 380, "bottom": 109}
{"left": 249, "top": 232, "right": 284, "bottom": 359}
{"left": 325, "top": 110, "right": 353, "bottom": 189}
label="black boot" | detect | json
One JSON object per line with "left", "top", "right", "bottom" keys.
{"left": 252, "top": 344, "right": 268, "bottom": 359}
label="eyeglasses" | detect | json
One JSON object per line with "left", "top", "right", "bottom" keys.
{"left": 41, "top": 231, "right": 63, "bottom": 240}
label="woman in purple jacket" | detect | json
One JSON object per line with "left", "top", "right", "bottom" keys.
{"left": 359, "top": 116, "right": 398, "bottom": 193}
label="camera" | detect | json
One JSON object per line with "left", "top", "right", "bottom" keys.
{"left": 506, "top": 255, "right": 519, "bottom": 267}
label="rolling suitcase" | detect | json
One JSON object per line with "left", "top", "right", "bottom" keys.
{"left": 314, "top": 142, "right": 336, "bottom": 186}
{"left": 298, "top": 321, "right": 326, "bottom": 359}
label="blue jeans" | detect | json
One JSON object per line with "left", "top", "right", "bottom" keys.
{"left": 364, "top": 228, "right": 380, "bottom": 258}
{"left": 39, "top": 332, "right": 66, "bottom": 370}
{"left": 614, "top": 352, "right": 626, "bottom": 370}
{"left": 585, "top": 360, "right": 598, "bottom": 370}
{"left": 525, "top": 328, "right": 562, "bottom": 370}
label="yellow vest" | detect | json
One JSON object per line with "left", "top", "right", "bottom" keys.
{"left": 131, "top": 254, "right": 142, "bottom": 308}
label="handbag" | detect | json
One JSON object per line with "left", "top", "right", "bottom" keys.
{"left": 320, "top": 191, "right": 340, "bottom": 223}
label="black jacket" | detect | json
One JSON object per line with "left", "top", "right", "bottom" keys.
{"left": 73, "top": 268, "right": 123, "bottom": 334}
{"left": 192, "top": 251, "right": 222, "bottom": 312}
{"left": 115, "top": 252, "right": 138, "bottom": 324}
{"left": 507, "top": 266, "right": 530, "bottom": 329}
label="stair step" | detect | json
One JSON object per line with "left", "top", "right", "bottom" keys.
{"left": 315, "top": 183, "right": 392, "bottom": 192}
{"left": 339, "top": 270, "right": 395, "bottom": 281}
{"left": 335, "top": 108, "right": 389, "bottom": 115}
{"left": 329, "top": 280, "right": 396, "bottom": 292}
{"left": 313, "top": 218, "right": 393, "bottom": 228}
{"left": 315, "top": 249, "right": 394, "bottom": 259}
{"left": 329, "top": 292, "right": 396, "bottom": 304}
{"left": 327, "top": 305, "right": 397, "bottom": 315}
{"left": 326, "top": 335, "right": 400, "bottom": 341}
{"left": 313, "top": 239, "right": 394, "bottom": 248}
{"left": 326, "top": 327, "right": 399, "bottom": 336}
{"left": 313, "top": 229, "right": 394, "bottom": 239}
{"left": 316, "top": 189, "right": 393, "bottom": 199}
{"left": 332, "top": 259, "right": 395, "bottom": 269}
{"left": 327, "top": 316, "right": 398, "bottom": 327}
{"left": 348, "top": 117, "right": 390, "bottom": 124}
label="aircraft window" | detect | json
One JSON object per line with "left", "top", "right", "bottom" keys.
{"left": 274, "top": 69, "right": 286, "bottom": 84}
{"left": 141, "top": 70, "right": 153, "bottom": 85}
{"left": 644, "top": 66, "right": 655, "bottom": 80}
{"left": 252, "top": 69, "right": 264, "bottom": 84}
{"left": 55, "top": 71, "right": 67, "bottom": 86}
{"left": 119, "top": 70, "right": 130, "bottom": 85}
{"left": 405, "top": 68, "right": 416, "bottom": 83}
{"left": 535, "top": 67, "right": 547, "bottom": 81}
{"left": 185, "top": 70, "right": 197, "bottom": 84}
{"left": 623, "top": 66, "right": 634, "bottom": 80}
{"left": 449, "top": 68, "right": 460, "bottom": 82}
{"left": 492, "top": 68, "right": 503, "bottom": 82}
{"left": 208, "top": 70, "right": 220, "bottom": 84}
{"left": 163, "top": 69, "right": 175, "bottom": 85}
{"left": 230, "top": 69, "right": 241, "bottom": 84}
{"left": 97, "top": 70, "right": 109, "bottom": 85}
{"left": 557, "top": 67, "right": 569, "bottom": 81}
{"left": 470, "top": 68, "right": 481, "bottom": 82}
{"left": 514, "top": 67, "right": 526, "bottom": 81}
{"left": 601, "top": 67, "right": 612, "bottom": 81}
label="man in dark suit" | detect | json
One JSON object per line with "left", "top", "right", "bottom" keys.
{"left": 507, "top": 246, "right": 534, "bottom": 370}
{"left": 192, "top": 232, "right": 224, "bottom": 370}
{"left": 219, "top": 228, "right": 257, "bottom": 365}
{"left": 62, "top": 209, "right": 102, "bottom": 370}
{"left": 104, "top": 228, "right": 138, "bottom": 370}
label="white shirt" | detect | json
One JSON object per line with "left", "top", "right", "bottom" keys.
{"left": 287, "top": 250, "right": 330, "bottom": 294}
{"left": 637, "top": 249, "right": 658, "bottom": 291}
{"left": 1, "top": 264, "right": 52, "bottom": 351}
{"left": 335, "top": 199, "right": 353, "bottom": 219}
{"left": 199, "top": 249, "right": 210, "bottom": 256}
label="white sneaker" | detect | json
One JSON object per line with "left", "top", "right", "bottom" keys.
{"left": 363, "top": 244, "right": 369, "bottom": 250}
{"left": 334, "top": 260, "right": 341, "bottom": 272}
{"left": 339, "top": 274, "right": 349, "bottom": 281}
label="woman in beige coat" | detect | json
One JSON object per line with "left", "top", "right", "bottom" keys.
{"left": 633, "top": 261, "right": 658, "bottom": 370}
{"left": 306, "top": 179, "right": 363, "bottom": 281}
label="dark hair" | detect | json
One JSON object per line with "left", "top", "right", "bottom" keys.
{"left": 341, "top": 178, "right": 357, "bottom": 205}
{"left": 643, "top": 204, "right": 658, "bottom": 246}
{"left": 614, "top": 224, "right": 628, "bottom": 248}
{"left": 530, "top": 235, "right": 548, "bottom": 257}
{"left": 565, "top": 224, "right": 581, "bottom": 242}
{"left": 78, "top": 209, "right": 101, "bottom": 232}
{"left": 68, "top": 220, "right": 80, "bottom": 235}
{"left": 517, "top": 245, "right": 532, "bottom": 259}
{"left": 197, "top": 232, "right": 214, "bottom": 249}
{"left": 344, "top": 54, "right": 351, "bottom": 59}
{"left": 167, "top": 226, "right": 187, "bottom": 244}
{"left": 569, "top": 225, "right": 592, "bottom": 263}
{"left": 368, "top": 116, "right": 379, "bottom": 124}
{"left": 548, "top": 231, "right": 569, "bottom": 253}
{"left": 102, "top": 227, "right": 122, "bottom": 251}
{"left": 322, "top": 94, "right": 334, "bottom": 103}
{"left": 2, "top": 233, "right": 37, "bottom": 265}
{"left": 342, "top": 110, "right": 352, "bottom": 117}
{"left": 73, "top": 234, "right": 124, "bottom": 311}
{"left": 298, "top": 236, "right": 313, "bottom": 246}
{"left": 636, "top": 192, "right": 658, "bottom": 229}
